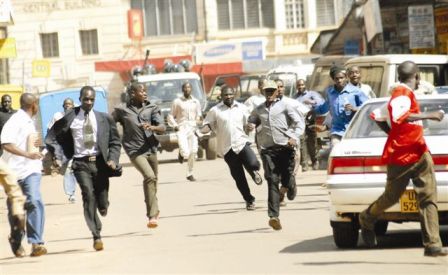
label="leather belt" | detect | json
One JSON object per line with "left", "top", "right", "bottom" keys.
{"left": 74, "top": 155, "right": 97, "bottom": 162}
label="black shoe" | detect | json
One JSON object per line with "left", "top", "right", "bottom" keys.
{"left": 8, "top": 236, "right": 25, "bottom": 257}
{"left": 252, "top": 171, "right": 263, "bottom": 185}
{"left": 187, "top": 175, "right": 196, "bottom": 182}
{"left": 361, "top": 228, "right": 377, "bottom": 248}
{"left": 178, "top": 153, "right": 184, "bottom": 164}
{"left": 424, "top": 247, "right": 448, "bottom": 257}
{"left": 287, "top": 184, "right": 297, "bottom": 201}
{"left": 246, "top": 201, "right": 256, "bottom": 211}
{"left": 99, "top": 208, "right": 108, "bottom": 217}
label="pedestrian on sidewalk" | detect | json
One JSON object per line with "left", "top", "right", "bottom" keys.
{"left": 359, "top": 61, "right": 448, "bottom": 257}
{"left": 0, "top": 94, "right": 17, "bottom": 156}
{"left": 247, "top": 81, "right": 304, "bottom": 230}
{"left": 1, "top": 93, "right": 47, "bottom": 257}
{"left": 47, "top": 98, "right": 77, "bottom": 203}
{"left": 46, "top": 86, "right": 121, "bottom": 252}
{"left": 198, "top": 86, "right": 262, "bottom": 211}
{"left": 168, "top": 81, "right": 202, "bottom": 182}
{"left": 113, "top": 82, "right": 166, "bottom": 229}
{"left": 0, "top": 159, "right": 26, "bottom": 257}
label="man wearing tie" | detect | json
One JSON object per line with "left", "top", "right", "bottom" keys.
{"left": 46, "top": 86, "right": 121, "bottom": 251}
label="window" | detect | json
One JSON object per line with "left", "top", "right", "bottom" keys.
{"left": 316, "top": 0, "right": 335, "bottom": 27}
{"left": 217, "top": 0, "right": 274, "bottom": 30}
{"left": 285, "top": 0, "right": 305, "bottom": 29}
{"left": 131, "top": 0, "right": 198, "bottom": 36}
{"left": 79, "top": 29, "right": 99, "bottom": 55}
{"left": 358, "top": 66, "right": 384, "bottom": 97}
{"left": 40, "top": 32, "right": 59, "bottom": 58}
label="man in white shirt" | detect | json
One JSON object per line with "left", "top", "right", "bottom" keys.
{"left": 2, "top": 93, "right": 47, "bottom": 257}
{"left": 168, "top": 82, "right": 202, "bottom": 181}
{"left": 199, "top": 86, "right": 262, "bottom": 211}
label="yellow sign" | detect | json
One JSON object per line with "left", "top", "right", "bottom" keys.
{"left": 0, "top": 38, "right": 16, "bottom": 58}
{"left": 32, "top": 60, "right": 51, "bottom": 78}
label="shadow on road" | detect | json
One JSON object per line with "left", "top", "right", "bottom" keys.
{"left": 298, "top": 260, "right": 440, "bottom": 266}
{"left": 188, "top": 227, "right": 272, "bottom": 237}
{"left": 160, "top": 210, "right": 240, "bottom": 220}
{"left": 49, "top": 231, "right": 153, "bottom": 243}
{"left": 281, "top": 228, "right": 448, "bottom": 254}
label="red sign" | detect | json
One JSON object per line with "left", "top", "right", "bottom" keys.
{"left": 128, "top": 9, "right": 143, "bottom": 40}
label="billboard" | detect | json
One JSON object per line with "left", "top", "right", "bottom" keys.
{"left": 195, "top": 40, "right": 265, "bottom": 64}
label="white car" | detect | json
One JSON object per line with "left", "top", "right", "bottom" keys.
{"left": 327, "top": 95, "right": 448, "bottom": 248}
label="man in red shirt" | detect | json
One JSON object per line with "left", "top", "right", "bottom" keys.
{"left": 359, "top": 61, "right": 447, "bottom": 257}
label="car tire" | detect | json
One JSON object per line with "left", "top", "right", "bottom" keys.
{"left": 374, "top": 221, "right": 388, "bottom": 236}
{"left": 205, "top": 137, "right": 217, "bottom": 160}
{"left": 331, "top": 221, "right": 359, "bottom": 248}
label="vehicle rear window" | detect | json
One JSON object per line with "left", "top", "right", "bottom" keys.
{"left": 358, "top": 66, "right": 384, "bottom": 97}
{"left": 145, "top": 79, "right": 204, "bottom": 103}
{"left": 309, "top": 66, "right": 332, "bottom": 94}
{"left": 345, "top": 98, "right": 448, "bottom": 138}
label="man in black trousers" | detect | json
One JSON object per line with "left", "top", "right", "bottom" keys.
{"left": 46, "top": 86, "right": 121, "bottom": 251}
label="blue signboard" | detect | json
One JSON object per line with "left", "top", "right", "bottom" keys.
{"left": 344, "top": 40, "right": 360, "bottom": 55}
{"left": 242, "top": 41, "right": 264, "bottom": 61}
{"left": 39, "top": 86, "right": 108, "bottom": 138}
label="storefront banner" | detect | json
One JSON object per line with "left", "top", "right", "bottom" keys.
{"left": 195, "top": 40, "right": 265, "bottom": 64}
{"left": 32, "top": 59, "right": 51, "bottom": 78}
{"left": 363, "top": 0, "right": 382, "bottom": 42}
{"left": 0, "top": 37, "right": 16, "bottom": 57}
{"left": 408, "top": 5, "right": 435, "bottom": 49}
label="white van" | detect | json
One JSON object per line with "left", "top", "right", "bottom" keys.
{"left": 344, "top": 54, "right": 448, "bottom": 98}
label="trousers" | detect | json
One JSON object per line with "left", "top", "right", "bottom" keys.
{"left": 131, "top": 153, "right": 159, "bottom": 218}
{"left": 223, "top": 144, "right": 260, "bottom": 203}
{"left": 177, "top": 123, "right": 198, "bottom": 177}
{"left": 360, "top": 152, "right": 442, "bottom": 249}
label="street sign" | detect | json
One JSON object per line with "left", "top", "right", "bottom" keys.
{"left": 0, "top": 37, "right": 16, "bottom": 58}
{"left": 32, "top": 59, "right": 51, "bottom": 78}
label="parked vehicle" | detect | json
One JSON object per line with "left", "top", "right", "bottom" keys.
{"left": 39, "top": 86, "right": 109, "bottom": 174}
{"left": 266, "top": 64, "right": 314, "bottom": 97}
{"left": 134, "top": 71, "right": 217, "bottom": 160}
{"left": 205, "top": 74, "right": 263, "bottom": 114}
{"left": 327, "top": 95, "right": 448, "bottom": 248}
{"left": 344, "top": 54, "right": 448, "bottom": 98}
{"left": 436, "top": 86, "right": 448, "bottom": 94}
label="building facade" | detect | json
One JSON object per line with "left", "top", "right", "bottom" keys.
{"left": 3, "top": 0, "right": 352, "bottom": 102}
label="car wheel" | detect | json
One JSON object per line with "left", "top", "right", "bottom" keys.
{"left": 374, "top": 221, "right": 388, "bottom": 236}
{"left": 205, "top": 137, "right": 217, "bottom": 160}
{"left": 331, "top": 221, "right": 359, "bottom": 248}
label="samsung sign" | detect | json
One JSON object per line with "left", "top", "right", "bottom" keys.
{"left": 196, "top": 40, "right": 265, "bottom": 64}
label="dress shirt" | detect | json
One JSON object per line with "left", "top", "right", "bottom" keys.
{"left": 168, "top": 96, "right": 201, "bottom": 127}
{"left": 47, "top": 111, "right": 64, "bottom": 129}
{"left": 249, "top": 99, "right": 304, "bottom": 149}
{"left": 244, "top": 94, "right": 265, "bottom": 113}
{"left": 203, "top": 101, "right": 250, "bottom": 156}
{"left": 346, "top": 82, "right": 376, "bottom": 98}
{"left": 314, "top": 84, "right": 368, "bottom": 137}
{"left": 295, "top": 90, "right": 325, "bottom": 109}
{"left": 1, "top": 109, "right": 42, "bottom": 180}
{"left": 70, "top": 108, "right": 98, "bottom": 157}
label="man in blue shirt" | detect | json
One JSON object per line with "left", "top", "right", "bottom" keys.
{"left": 314, "top": 66, "right": 368, "bottom": 146}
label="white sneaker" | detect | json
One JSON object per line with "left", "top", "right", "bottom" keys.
{"left": 68, "top": 196, "right": 76, "bottom": 203}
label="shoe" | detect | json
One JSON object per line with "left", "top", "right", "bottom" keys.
{"left": 147, "top": 211, "right": 160, "bottom": 228}
{"left": 246, "top": 202, "right": 256, "bottom": 211}
{"left": 187, "top": 175, "right": 196, "bottom": 182}
{"left": 30, "top": 244, "right": 47, "bottom": 257}
{"left": 424, "top": 247, "right": 448, "bottom": 257}
{"left": 302, "top": 165, "right": 309, "bottom": 172}
{"left": 312, "top": 161, "right": 319, "bottom": 170}
{"left": 93, "top": 239, "right": 104, "bottom": 251}
{"left": 99, "top": 208, "right": 108, "bottom": 217}
{"left": 68, "top": 195, "right": 76, "bottom": 203}
{"left": 8, "top": 236, "right": 25, "bottom": 257}
{"left": 279, "top": 186, "right": 287, "bottom": 206}
{"left": 252, "top": 171, "right": 263, "bottom": 185}
{"left": 361, "top": 228, "right": 377, "bottom": 248}
{"left": 178, "top": 153, "right": 184, "bottom": 164}
{"left": 279, "top": 200, "right": 287, "bottom": 207}
{"left": 269, "top": 217, "right": 282, "bottom": 230}
{"left": 287, "top": 184, "right": 297, "bottom": 201}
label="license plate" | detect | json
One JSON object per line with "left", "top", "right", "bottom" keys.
{"left": 400, "top": 190, "right": 419, "bottom": 213}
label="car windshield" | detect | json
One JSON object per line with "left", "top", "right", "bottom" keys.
{"left": 145, "top": 79, "right": 204, "bottom": 103}
{"left": 345, "top": 98, "right": 448, "bottom": 139}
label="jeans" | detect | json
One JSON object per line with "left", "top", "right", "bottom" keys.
{"left": 63, "top": 159, "right": 77, "bottom": 197}
{"left": 72, "top": 158, "right": 109, "bottom": 239}
{"left": 223, "top": 143, "right": 260, "bottom": 203}
{"left": 8, "top": 173, "right": 45, "bottom": 244}
{"left": 260, "top": 146, "right": 295, "bottom": 218}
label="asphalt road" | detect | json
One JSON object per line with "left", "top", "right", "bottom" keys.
{"left": 0, "top": 151, "right": 447, "bottom": 274}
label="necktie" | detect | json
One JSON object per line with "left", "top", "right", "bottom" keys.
{"left": 83, "top": 111, "right": 95, "bottom": 148}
